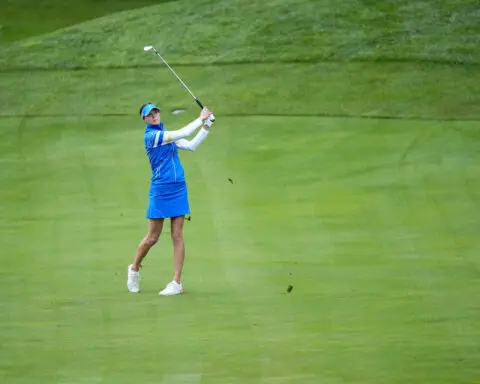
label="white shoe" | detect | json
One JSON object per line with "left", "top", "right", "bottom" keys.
{"left": 127, "top": 264, "right": 140, "bottom": 293}
{"left": 159, "top": 280, "right": 184, "bottom": 296}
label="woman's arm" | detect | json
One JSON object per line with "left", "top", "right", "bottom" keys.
{"left": 176, "top": 114, "right": 214, "bottom": 151}
{"left": 160, "top": 107, "right": 214, "bottom": 146}
{"left": 176, "top": 127, "right": 210, "bottom": 151}
{"left": 160, "top": 117, "right": 203, "bottom": 145}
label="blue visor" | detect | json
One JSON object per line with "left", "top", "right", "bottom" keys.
{"left": 141, "top": 103, "right": 159, "bottom": 118}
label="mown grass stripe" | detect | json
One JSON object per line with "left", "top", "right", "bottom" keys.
{"left": 1, "top": 57, "right": 480, "bottom": 73}
{"left": 1, "top": 113, "right": 480, "bottom": 122}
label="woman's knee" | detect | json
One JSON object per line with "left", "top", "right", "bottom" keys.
{"left": 171, "top": 230, "right": 183, "bottom": 243}
{"left": 144, "top": 233, "right": 160, "bottom": 247}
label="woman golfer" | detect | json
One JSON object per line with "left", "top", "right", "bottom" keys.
{"left": 127, "top": 103, "right": 215, "bottom": 295}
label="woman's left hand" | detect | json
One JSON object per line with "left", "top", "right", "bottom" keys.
{"left": 200, "top": 107, "right": 212, "bottom": 121}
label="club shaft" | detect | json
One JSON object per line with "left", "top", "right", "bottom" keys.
{"left": 152, "top": 49, "right": 203, "bottom": 108}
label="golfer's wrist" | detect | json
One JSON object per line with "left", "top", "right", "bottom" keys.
{"left": 203, "top": 114, "right": 215, "bottom": 128}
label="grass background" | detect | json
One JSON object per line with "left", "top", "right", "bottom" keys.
{"left": 0, "top": 0, "right": 169, "bottom": 44}
{"left": 1, "top": 0, "right": 479, "bottom": 383}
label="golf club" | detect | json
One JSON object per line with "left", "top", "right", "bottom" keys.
{"left": 143, "top": 45, "right": 215, "bottom": 121}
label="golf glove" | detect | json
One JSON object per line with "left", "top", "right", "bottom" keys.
{"left": 204, "top": 114, "right": 216, "bottom": 127}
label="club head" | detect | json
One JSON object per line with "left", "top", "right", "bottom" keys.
{"left": 143, "top": 45, "right": 154, "bottom": 52}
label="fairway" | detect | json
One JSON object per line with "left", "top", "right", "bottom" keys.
{"left": 1, "top": 0, "right": 480, "bottom": 383}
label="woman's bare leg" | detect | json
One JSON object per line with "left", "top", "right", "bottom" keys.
{"left": 132, "top": 219, "right": 164, "bottom": 271}
{"left": 170, "top": 216, "right": 185, "bottom": 284}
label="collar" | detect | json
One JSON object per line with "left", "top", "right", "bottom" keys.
{"left": 145, "top": 122, "right": 164, "bottom": 131}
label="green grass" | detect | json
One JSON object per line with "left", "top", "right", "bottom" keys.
{"left": 1, "top": 0, "right": 480, "bottom": 383}
{"left": 0, "top": 0, "right": 169, "bottom": 44}
{"left": 1, "top": 0, "right": 480, "bottom": 70}
{"left": 1, "top": 115, "right": 479, "bottom": 383}
{"left": 1, "top": 63, "right": 480, "bottom": 120}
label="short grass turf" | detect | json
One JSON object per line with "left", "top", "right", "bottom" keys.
{"left": 1, "top": 0, "right": 480, "bottom": 383}
{"left": 1, "top": 115, "right": 479, "bottom": 383}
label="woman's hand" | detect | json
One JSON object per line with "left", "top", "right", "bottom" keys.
{"left": 200, "top": 107, "right": 213, "bottom": 121}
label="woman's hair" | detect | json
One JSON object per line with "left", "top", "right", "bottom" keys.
{"left": 139, "top": 102, "right": 153, "bottom": 116}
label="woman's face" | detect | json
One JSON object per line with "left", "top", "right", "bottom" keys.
{"left": 144, "top": 109, "right": 161, "bottom": 125}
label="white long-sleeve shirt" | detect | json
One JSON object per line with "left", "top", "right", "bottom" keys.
{"left": 158, "top": 117, "right": 210, "bottom": 151}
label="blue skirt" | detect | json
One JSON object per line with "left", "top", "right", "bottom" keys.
{"left": 146, "top": 181, "right": 190, "bottom": 219}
